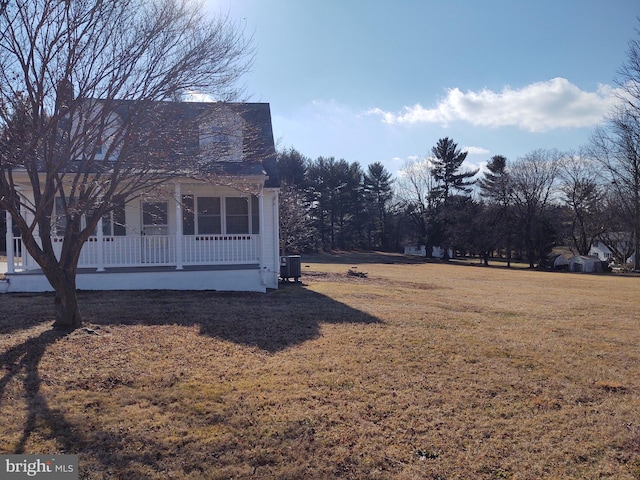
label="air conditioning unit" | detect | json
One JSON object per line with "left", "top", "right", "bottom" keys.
{"left": 280, "top": 255, "right": 301, "bottom": 282}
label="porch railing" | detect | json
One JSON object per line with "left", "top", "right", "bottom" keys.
{"left": 9, "top": 234, "right": 260, "bottom": 272}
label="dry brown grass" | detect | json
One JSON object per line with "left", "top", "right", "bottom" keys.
{"left": 1, "top": 252, "right": 639, "bottom": 479}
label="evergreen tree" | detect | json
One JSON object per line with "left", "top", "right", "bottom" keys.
{"left": 306, "top": 157, "right": 365, "bottom": 250}
{"left": 429, "top": 138, "right": 478, "bottom": 259}
{"left": 277, "top": 147, "right": 308, "bottom": 187}
{"left": 430, "top": 137, "right": 478, "bottom": 201}
{"left": 363, "top": 162, "right": 393, "bottom": 249}
{"left": 477, "top": 155, "right": 513, "bottom": 265}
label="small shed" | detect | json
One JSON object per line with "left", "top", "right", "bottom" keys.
{"left": 569, "top": 255, "right": 603, "bottom": 273}
{"left": 404, "top": 245, "right": 426, "bottom": 256}
{"left": 552, "top": 254, "right": 569, "bottom": 270}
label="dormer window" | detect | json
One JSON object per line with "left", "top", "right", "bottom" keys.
{"left": 200, "top": 126, "right": 230, "bottom": 150}
{"left": 198, "top": 108, "right": 243, "bottom": 162}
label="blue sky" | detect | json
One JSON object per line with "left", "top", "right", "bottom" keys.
{"left": 206, "top": 0, "right": 640, "bottom": 176}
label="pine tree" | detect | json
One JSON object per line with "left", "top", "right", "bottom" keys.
{"left": 429, "top": 138, "right": 478, "bottom": 259}
{"left": 363, "top": 162, "right": 393, "bottom": 249}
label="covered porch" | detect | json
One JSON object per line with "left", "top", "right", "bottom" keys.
{"left": 6, "top": 233, "right": 261, "bottom": 273}
{"left": 3, "top": 231, "right": 270, "bottom": 293}
{"left": 2, "top": 179, "right": 281, "bottom": 292}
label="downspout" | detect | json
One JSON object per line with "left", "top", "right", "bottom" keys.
{"left": 6, "top": 209, "right": 14, "bottom": 274}
{"left": 273, "top": 189, "right": 280, "bottom": 287}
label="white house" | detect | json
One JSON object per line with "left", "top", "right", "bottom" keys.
{"left": 589, "top": 239, "right": 615, "bottom": 262}
{"left": 3, "top": 102, "right": 280, "bottom": 293}
{"left": 403, "top": 244, "right": 426, "bottom": 256}
{"left": 403, "top": 244, "right": 453, "bottom": 258}
{"left": 588, "top": 238, "right": 635, "bottom": 266}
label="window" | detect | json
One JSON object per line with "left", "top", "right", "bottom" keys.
{"left": 102, "top": 204, "right": 126, "bottom": 236}
{"left": 198, "top": 111, "right": 243, "bottom": 162}
{"left": 54, "top": 197, "right": 66, "bottom": 236}
{"left": 197, "top": 197, "right": 221, "bottom": 234}
{"left": 142, "top": 202, "right": 168, "bottom": 235}
{"left": 55, "top": 197, "right": 90, "bottom": 237}
{"left": 182, "top": 195, "right": 195, "bottom": 235}
{"left": 225, "top": 197, "right": 249, "bottom": 234}
{"left": 199, "top": 126, "right": 230, "bottom": 154}
{"left": 180, "top": 195, "right": 260, "bottom": 235}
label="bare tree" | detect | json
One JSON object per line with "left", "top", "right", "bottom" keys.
{"left": 558, "top": 149, "right": 605, "bottom": 256}
{"left": 278, "top": 182, "right": 316, "bottom": 255}
{"left": 597, "top": 188, "right": 636, "bottom": 265}
{"left": 0, "top": 0, "right": 253, "bottom": 328}
{"left": 588, "top": 23, "right": 640, "bottom": 269}
{"left": 509, "top": 149, "right": 561, "bottom": 268}
{"left": 395, "top": 157, "right": 439, "bottom": 256}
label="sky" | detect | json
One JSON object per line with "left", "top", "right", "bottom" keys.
{"left": 205, "top": 0, "right": 640, "bottom": 177}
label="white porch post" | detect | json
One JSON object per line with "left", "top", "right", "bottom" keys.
{"left": 6, "top": 209, "right": 14, "bottom": 274}
{"left": 96, "top": 217, "right": 105, "bottom": 272}
{"left": 174, "top": 182, "right": 183, "bottom": 270}
{"left": 258, "top": 186, "right": 265, "bottom": 285}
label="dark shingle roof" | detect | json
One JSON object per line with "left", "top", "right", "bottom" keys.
{"left": 97, "top": 100, "right": 279, "bottom": 187}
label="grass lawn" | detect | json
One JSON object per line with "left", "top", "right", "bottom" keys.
{"left": 1, "top": 252, "right": 639, "bottom": 479}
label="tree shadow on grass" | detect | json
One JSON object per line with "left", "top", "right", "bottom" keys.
{"left": 0, "top": 282, "right": 383, "bottom": 353}
{"left": 81, "top": 282, "right": 383, "bottom": 353}
{"left": 0, "top": 330, "right": 189, "bottom": 476}
{"left": 0, "top": 328, "right": 80, "bottom": 454}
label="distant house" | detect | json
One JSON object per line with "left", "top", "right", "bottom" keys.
{"left": 589, "top": 237, "right": 635, "bottom": 266}
{"left": 431, "top": 246, "right": 453, "bottom": 259}
{"left": 403, "top": 244, "right": 426, "bottom": 256}
{"left": 589, "top": 240, "right": 615, "bottom": 262}
{"left": 403, "top": 244, "right": 453, "bottom": 258}
{"left": 4, "top": 101, "right": 280, "bottom": 293}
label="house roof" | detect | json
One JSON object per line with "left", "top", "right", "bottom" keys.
{"left": 205, "top": 102, "right": 279, "bottom": 188}
{"left": 82, "top": 100, "right": 279, "bottom": 187}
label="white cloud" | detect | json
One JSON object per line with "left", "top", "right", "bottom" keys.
{"left": 368, "top": 78, "right": 620, "bottom": 132}
{"left": 183, "top": 91, "right": 216, "bottom": 102}
{"left": 462, "top": 145, "right": 490, "bottom": 155}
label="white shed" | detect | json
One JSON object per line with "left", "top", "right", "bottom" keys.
{"left": 404, "top": 245, "right": 426, "bottom": 256}
{"left": 552, "top": 254, "right": 569, "bottom": 270}
{"left": 569, "top": 255, "right": 603, "bottom": 273}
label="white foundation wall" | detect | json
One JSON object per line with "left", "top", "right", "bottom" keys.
{"left": 5, "top": 268, "right": 266, "bottom": 293}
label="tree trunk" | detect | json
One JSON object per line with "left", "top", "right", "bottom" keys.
{"left": 52, "top": 271, "right": 82, "bottom": 329}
